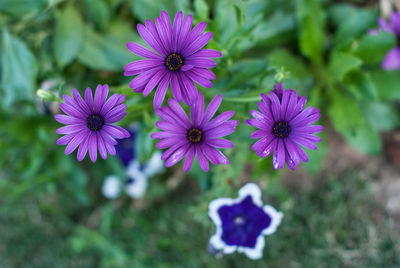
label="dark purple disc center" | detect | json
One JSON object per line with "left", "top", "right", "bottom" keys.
{"left": 187, "top": 128, "right": 202, "bottom": 143}
{"left": 165, "top": 53, "right": 183, "bottom": 71}
{"left": 273, "top": 121, "right": 290, "bottom": 138}
{"left": 87, "top": 114, "right": 104, "bottom": 131}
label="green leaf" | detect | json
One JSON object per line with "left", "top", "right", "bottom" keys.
{"left": 345, "top": 71, "right": 376, "bottom": 100}
{"left": 83, "top": 0, "right": 110, "bottom": 31}
{"left": 1, "top": 30, "right": 38, "bottom": 107}
{"left": 304, "top": 132, "right": 327, "bottom": 174}
{"left": 130, "top": 0, "right": 190, "bottom": 23}
{"left": 354, "top": 32, "right": 396, "bottom": 65}
{"left": 369, "top": 69, "right": 400, "bottom": 101}
{"left": 194, "top": 0, "right": 209, "bottom": 20}
{"left": 329, "top": 52, "right": 362, "bottom": 81}
{"left": 330, "top": 4, "right": 377, "bottom": 45}
{"left": 77, "top": 21, "right": 137, "bottom": 71}
{"left": 362, "top": 102, "right": 400, "bottom": 131}
{"left": 53, "top": 5, "right": 84, "bottom": 68}
{"left": 0, "top": 0, "right": 47, "bottom": 17}
{"left": 269, "top": 49, "right": 310, "bottom": 79}
{"left": 296, "top": 0, "right": 325, "bottom": 64}
{"left": 328, "top": 91, "right": 381, "bottom": 155}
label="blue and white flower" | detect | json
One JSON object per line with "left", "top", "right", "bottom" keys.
{"left": 102, "top": 175, "right": 122, "bottom": 199}
{"left": 208, "top": 183, "right": 283, "bottom": 260}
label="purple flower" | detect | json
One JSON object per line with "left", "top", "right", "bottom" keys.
{"left": 115, "top": 126, "right": 137, "bottom": 167}
{"left": 369, "top": 12, "right": 400, "bottom": 70}
{"left": 208, "top": 183, "right": 283, "bottom": 260}
{"left": 245, "top": 83, "right": 323, "bottom": 170}
{"left": 125, "top": 10, "right": 222, "bottom": 108}
{"left": 151, "top": 93, "right": 238, "bottom": 172}
{"left": 55, "top": 84, "right": 130, "bottom": 162}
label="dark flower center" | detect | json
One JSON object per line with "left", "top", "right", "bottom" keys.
{"left": 87, "top": 114, "right": 104, "bottom": 131}
{"left": 126, "top": 177, "right": 135, "bottom": 185}
{"left": 165, "top": 53, "right": 183, "bottom": 71}
{"left": 234, "top": 216, "right": 246, "bottom": 225}
{"left": 273, "top": 121, "right": 291, "bottom": 138}
{"left": 187, "top": 128, "right": 202, "bottom": 143}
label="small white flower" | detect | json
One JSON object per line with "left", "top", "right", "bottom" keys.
{"left": 125, "top": 160, "right": 149, "bottom": 199}
{"left": 208, "top": 183, "right": 283, "bottom": 260}
{"left": 102, "top": 175, "right": 121, "bottom": 199}
{"left": 143, "top": 151, "right": 164, "bottom": 177}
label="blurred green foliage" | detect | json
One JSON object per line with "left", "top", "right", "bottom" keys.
{"left": 0, "top": 0, "right": 400, "bottom": 266}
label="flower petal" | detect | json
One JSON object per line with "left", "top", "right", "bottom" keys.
{"left": 382, "top": 46, "right": 400, "bottom": 70}
{"left": 126, "top": 42, "right": 161, "bottom": 59}
{"left": 94, "top": 84, "right": 109, "bottom": 114}
{"left": 202, "top": 94, "right": 222, "bottom": 124}
{"left": 195, "top": 144, "right": 209, "bottom": 172}
{"left": 153, "top": 72, "right": 171, "bottom": 108}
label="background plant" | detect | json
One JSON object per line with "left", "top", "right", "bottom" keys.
{"left": 0, "top": 0, "right": 399, "bottom": 267}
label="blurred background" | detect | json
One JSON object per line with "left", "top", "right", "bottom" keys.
{"left": 1, "top": 0, "right": 400, "bottom": 267}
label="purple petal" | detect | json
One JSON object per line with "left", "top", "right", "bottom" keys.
{"left": 156, "top": 137, "right": 183, "bottom": 149}
{"left": 155, "top": 16, "right": 172, "bottom": 52}
{"left": 182, "top": 32, "right": 213, "bottom": 57}
{"left": 158, "top": 106, "right": 190, "bottom": 129}
{"left": 280, "top": 90, "right": 291, "bottom": 120}
{"left": 202, "top": 94, "right": 222, "bottom": 125}
{"left": 165, "top": 143, "right": 190, "bottom": 167}
{"left": 178, "top": 72, "right": 198, "bottom": 103}
{"left": 59, "top": 103, "right": 86, "bottom": 119}
{"left": 170, "top": 74, "right": 183, "bottom": 102}
{"left": 195, "top": 145, "right": 209, "bottom": 172}
{"left": 204, "top": 111, "right": 235, "bottom": 131}
{"left": 137, "top": 23, "right": 166, "bottom": 56}
{"left": 102, "top": 125, "right": 130, "bottom": 139}
{"left": 285, "top": 150, "right": 296, "bottom": 170}
{"left": 205, "top": 138, "right": 234, "bottom": 148}
{"left": 94, "top": 84, "right": 109, "bottom": 114}
{"left": 292, "top": 125, "right": 324, "bottom": 134}
{"left": 272, "top": 139, "right": 285, "bottom": 170}
{"left": 183, "top": 144, "right": 195, "bottom": 171}
{"left": 54, "top": 114, "right": 83, "bottom": 125}
{"left": 77, "top": 135, "right": 90, "bottom": 161}
{"left": 99, "top": 131, "right": 117, "bottom": 146}
{"left": 97, "top": 132, "right": 107, "bottom": 159}
{"left": 190, "top": 68, "right": 216, "bottom": 80}
{"left": 143, "top": 69, "right": 167, "bottom": 97}
{"left": 63, "top": 95, "right": 88, "bottom": 116}
{"left": 283, "top": 138, "right": 301, "bottom": 166}
{"left": 250, "top": 129, "right": 269, "bottom": 139}
{"left": 84, "top": 88, "right": 94, "bottom": 112}
{"left": 256, "top": 137, "right": 276, "bottom": 158}
{"left": 115, "top": 94, "right": 125, "bottom": 106}
{"left": 65, "top": 130, "right": 89, "bottom": 155}
{"left": 182, "top": 22, "right": 207, "bottom": 50}
{"left": 155, "top": 121, "right": 186, "bottom": 134}
{"left": 124, "top": 59, "right": 163, "bottom": 72}
{"left": 190, "top": 92, "right": 204, "bottom": 127}
{"left": 249, "top": 110, "right": 274, "bottom": 125}
{"left": 382, "top": 46, "right": 400, "bottom": 70}
{"left": 269, "top": 92, "right": 281, "bottom": 122}
{"left": 128, "top": 66, "right": 163, "bottom": 89}
{"left": 151, "top": 131, "right": 184, "bottom": 139}
{"left": 181, "top": 64, "right": 194, "bottom": 71}
{"left": 161, "top": 140, "right": 188, "bottom": 160}
{"left": 184, "top": 58, "right": 216, "bottom": 69}
{"left": 290, "top": 136, "right": 317, "bottom": 150}
{"left": 284, "top": 91, "right": 300, "bottom": 121}
{"left": 104, "top": 104, "right": 127, "bottom": 121}
{"left": 88, "top": 133, "right": 97, "bottom": 162}
{"left": 126, "top": 42, "right": 161, "bottom": 59}
{"left": 154, "top": 73, "right": 171, "bottom": 108}
{"left": 204, "top": 120, "right": 238, "bottom": 138}
{"left": 244, "top": 118, "right": 271, "bottom": 131}
{"left": 206, "top": 146, "right": 229, "bottom": 165}
{"left": 185, "top": 70, "right": 213, "bottom": 88}
{"left": 99, "top": 93, "right": 119, "bottom": 116}
{"left": 104, "top": 112, "right": 127, "bottom": 124}
{"left": 390, "top": 12, "right": 400, "bottom": 36}
{"left": 201, "top": 144, "right": 219, "bottom": 165}
{"left": 57, "top": 134, "right": 74, "bottom": 145}
{"left": 176, "top": 14, "right": 193, "bottom": 52}
{"left": 172, "top": 11, "right": 184, "bottom": 51}
{"left": 167, "top": 98, "right": 191, "bottom": 126}
{"left": 56, "top": 124, "right": 86, "bottom": 135}
{"left": 378, "top": 17, "right": 392, "bottom": 32}
{"left": 72, "top": 89, "right": 90, "bottom": 114}
{"left": 190, "top": 49, "right": 222, "bottom": 58}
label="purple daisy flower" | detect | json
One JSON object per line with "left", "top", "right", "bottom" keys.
{"left": 124, "top": 10, "right": 222, "bottom": 108}
{"left": 150, "top": 92, "right": 238, "bottom": 172}
{"left": 208, "top": 183, "right": 283, "bottom": 260}
{"left": 369, "top": 12, "right": 400, "bottom": 70}
{"left": 55, "top": 84, "right": 130, "bottom": 162}
{"left": 245, "top": 83, "right": 323, "bottom": 170}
